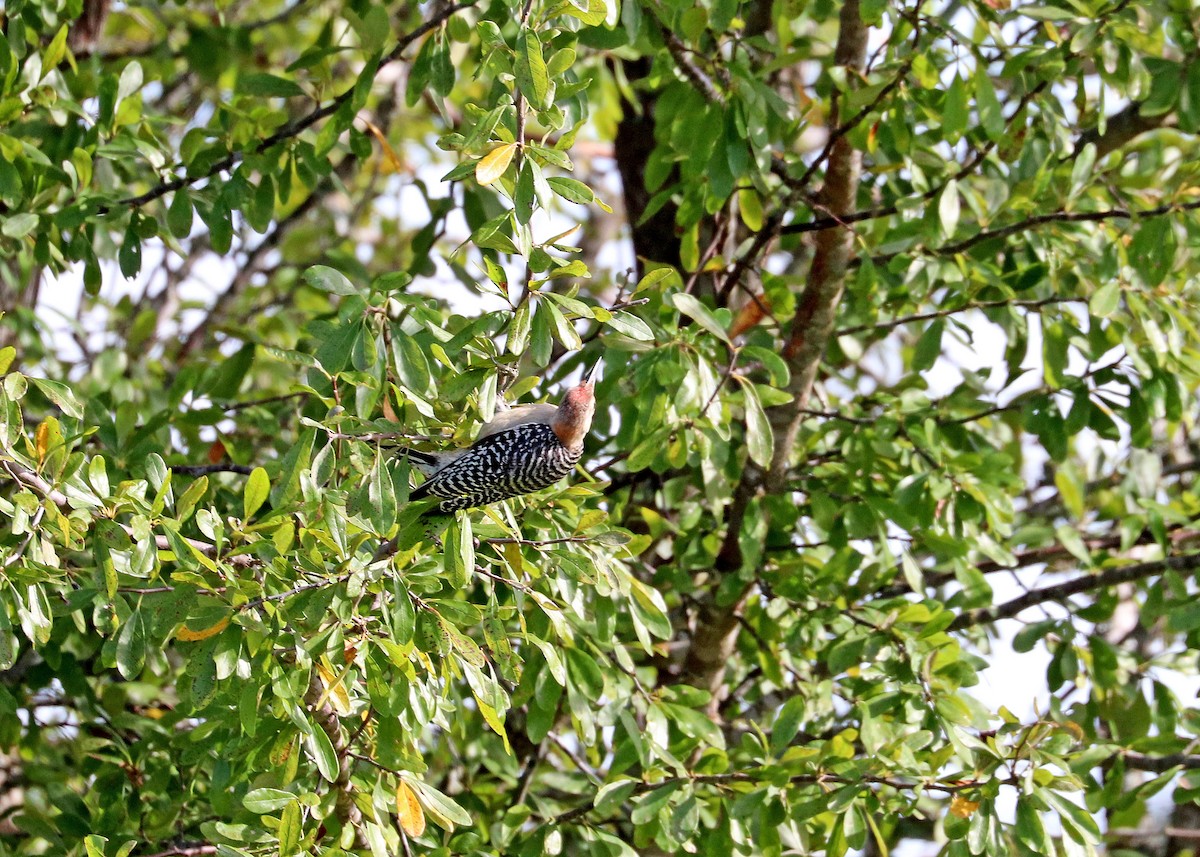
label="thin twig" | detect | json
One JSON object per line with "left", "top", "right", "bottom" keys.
{"left": 873, "top": 198, "right": 1200, "bottom": 265}
{"left": 106, "top": 1, "right": 480, "bottom": 213}
{"left": 834, "top": 296, "right": 1080, "bottom": 337}
{"left": 546, "top": 769, "right": 1005, "bottom": 827}
{"left": 950, "top": 553, "right": 1200, "bottom": 631}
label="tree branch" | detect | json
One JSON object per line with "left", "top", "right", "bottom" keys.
{"left": 1076, "top": 99, "right": 1174, "bottom": 158}
{"left": 1123, "top": 749, "right": 1200, "bottom": 773}
{"left": 949, "top": 553, "right": 1200, "bottom": 631}
{"left": 1, "top": 447, "right": 258, "bottom": 569}
{"left": 834, "top": 296, "right": 1078, "bottom": 338}
{"left": 104, "top": 1, "right": 479, "bottom": 213}
{"left": 305, "top": 669, "right": 367, "bottom": 848}
{"left": 658, "top": 24, "right": 723, "bottom": 105}
{"left": 873, "top": 198, "right": 1200, "bottom": 265}
{"left": 547, "top": 768, "right": 999, "bottom": 827}
{"left": 677, "top": 0, "right": 871, "bottom": 707}
{"left": 871, "top": 523, "right": 1200, "bottom": 600}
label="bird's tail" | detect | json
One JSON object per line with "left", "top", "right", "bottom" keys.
{"left": 383, "top": 444, "right": 445, "bottom": 476}
{"left": 396, "top": 447, "right": 438, "bottom": 467}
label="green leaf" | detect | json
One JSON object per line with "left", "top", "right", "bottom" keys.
{"left": 168, "top": 190, "right": 194, "bottom": 238}
{"left": 41, "top": 26, "right": 69, "bottom": 79}
{"left": 912, "top": 319, "right": 944, "bottom": 373}
{"left": 514, "top": 160, "right": 536, "bottom": 224}
{"left": 604, "top": 311, "right": 655, "bottom": 341}
{"left": 546, "top": 46, "right": 576, "bottom": 78}
{"left": 88, "top": 455, "right": 109, "bottom": 498}
{"left": 303, "top": 265, "right": 358, "bottom": 296}
{"left": 974, "top": 72, "right": 1004, "bottom": 141}
{"left": 672, "top": 293, "right": 732, "bottom": 346}
{"left": 244, "top": 467, "right": 270, "bottom": 520}
{"left": 116, "top": 610, "right": 146, "bottom": 679}
{"left": 515, "top": 30, "right": 550, "bottom": 109}
{"left": 1181, "top": 60, "right": 1200, "bottom": 132}
{"left": 408, "top": 779, "right": 473, "bottom": 831}
{"left": 595, "top": 779, "right": 639, "bottom": 816}
{"left": 119, "top": 226, "right": 142, "bottom": 278}
{"left": 770, "top": 695, "right": 806, "bottom": 755}
{"left": 565, "top": 647, "right": 606, "bottom": 699}
{"left": 117, "top": 61, "right": 143, "bottom": 99}
{"left": 30, "top": 377, "right": 84, "bottom": 419}
{"left": 544, "top": 300, "right": 583, "bottom": 350}
{"left": 562, "top": 0, "right": 608, "bottom": 25}
{"left": 0, "top": 602, "right": 15, "bottom": 670}
{"left": 445, "top": 514, "right": 474, "bottom": 589}
{"left": 630, "top": 781, "right": 685, "bottom": 824}
{"left": 1128, "top": 218, "right": 1175, "bottom": 287}
{"left": 738, "top": 188, "right": 763, "bottom": 231}
{"left": 1, "top": 212, "right": 37, "bottom": 239}
{"left": 1015, "top": 797, "right": 1050, "bottom": 853}
{"left": 244, "top": 788, "right": 298, "bottom": 814}
{"left": 176, "top": 475, "right": 209, "bottom": 523}
{"left": 1089, "top": 281, "right": 1120, "bottom": 317}
{"left": 737, "top": 378, "right": 774, "bottom": 468}
{"left": 206, "top": 342, "right": 255, "bottom": 399}
{"left": 238, "top": 73, "right": 306, "bottom": 98}
{"left": 305, "top": 717, "right": 340, "bottom": 783}
{"left": 938, "top": 179, "right": 960, "bottom": 238}
{"left": 943, "top": 75, "right": 968, "bottom": 140}
{"left": 392, "top": 579, "right": 416, "bottom": 645}
{"left": 546, "top": 176, "right": 595, "bottom": 205}
{"left": 278, "top": 800, "right": 302, "bottom": 856}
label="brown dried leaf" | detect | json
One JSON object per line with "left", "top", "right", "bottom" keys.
{"left": 728, "top": 292, "right": 772, "bottom": 339}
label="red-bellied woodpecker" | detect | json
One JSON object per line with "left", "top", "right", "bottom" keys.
{"left": 399, "top": 364, "right": 597, "bottom": 512}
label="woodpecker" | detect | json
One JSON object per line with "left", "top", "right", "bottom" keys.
{"left": 399, "top": 364, "right": 597, "bottom": 512}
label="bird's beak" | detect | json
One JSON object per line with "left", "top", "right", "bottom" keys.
{"left": 582, "top": 358, "right": 600, "bottom": 385}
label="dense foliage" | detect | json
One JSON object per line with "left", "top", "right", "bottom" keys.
{"left": 1, "top": 0, "right": 1199, "bottom": 855}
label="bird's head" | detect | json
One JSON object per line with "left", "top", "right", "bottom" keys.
{"left": 552, "top": 361, "right": 598, "bottom": 450}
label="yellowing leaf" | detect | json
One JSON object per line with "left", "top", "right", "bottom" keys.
{"left": 35, "top": 420, "right": 50, "bottom": 463}
{"left": 396, "top": 781, "right": 426, "bottom": 838}
{"left": 315, "top": 658, "right": 352, "bottom": 716}
{"left": 475, "top": 143, "right": 518, "bottom": 186}
{"left": 176, "top": 616, "right": 230, "bottom": 642}
{"left": 362, "top": 118, "right": 406, "bottom": 174}
{"left": 949, "top": 795, "right": 980, "bottom": 818}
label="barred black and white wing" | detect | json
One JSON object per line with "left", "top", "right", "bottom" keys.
{"left": 410, "top": 423, "right": 582, "bottom": 512}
